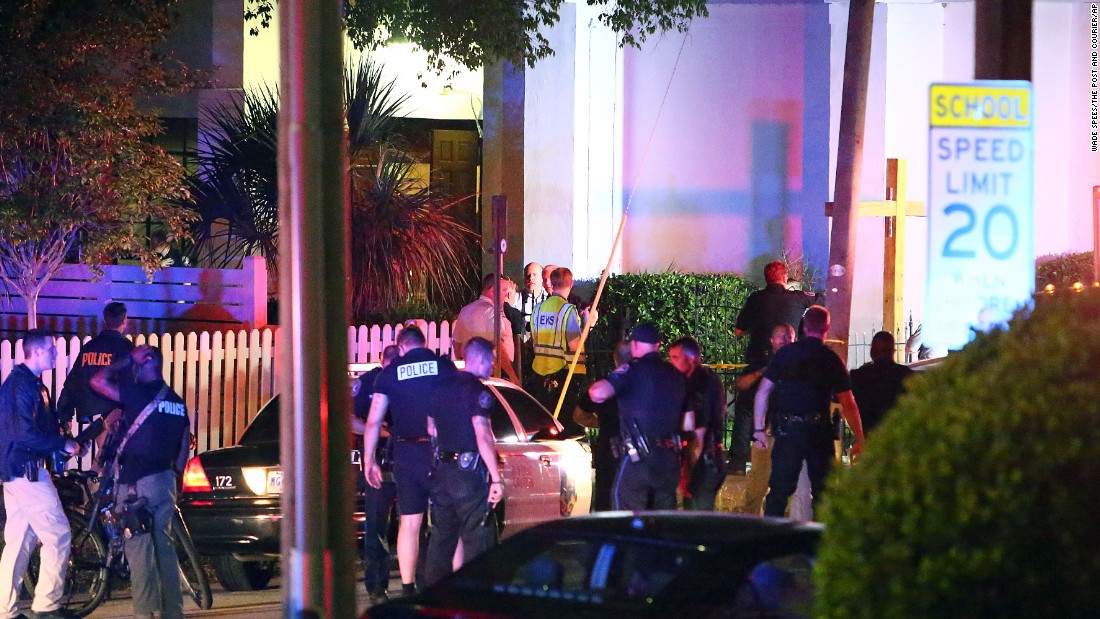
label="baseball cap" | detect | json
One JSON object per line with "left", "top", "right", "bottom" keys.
{"left": 629, "top": 323, "right": 661, "bottom": 344}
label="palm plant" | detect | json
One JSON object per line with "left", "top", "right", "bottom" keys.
{"left": 183, "top": 56, "right": 478, "bottom": 319}
{"left": 350, "top": 147, "right": 475, "bottom": 321}
{"left": 185, "top": 85, "right": 279, "bottom": 268}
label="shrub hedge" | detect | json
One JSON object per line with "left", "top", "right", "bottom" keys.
{"left": 814, "top": 291, "right": 1100, "bottom": 617}
{"left": 1035, "top": 251, "right": 1094, "bottom": 289}
{"left": 580, "top": 272, "right": 756, "bottom": 377}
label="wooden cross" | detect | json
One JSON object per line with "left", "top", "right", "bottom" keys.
{"left": 825, "top": 158, "right": 927, "bottom": 343}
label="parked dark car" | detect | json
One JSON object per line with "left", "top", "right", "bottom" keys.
{"left": 178, "top": 378, "right": 593, "bottom": 591}
{"left": 364, "top": 512, "right": 821, "bottom": 619}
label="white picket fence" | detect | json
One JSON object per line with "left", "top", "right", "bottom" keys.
{"left": 4, "top": 320, "right": 454, "bottom": 467}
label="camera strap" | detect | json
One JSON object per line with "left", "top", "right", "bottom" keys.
{"left": 112, "top": 385, "right": 170, "bottom": 485}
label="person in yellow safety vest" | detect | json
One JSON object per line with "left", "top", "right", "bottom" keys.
{"left": 530, "top": 267, "right": 597, "bottom": 434}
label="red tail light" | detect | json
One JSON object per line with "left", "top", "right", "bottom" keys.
{"left": 182, "top": 456, "right": 213, "bottom": 493}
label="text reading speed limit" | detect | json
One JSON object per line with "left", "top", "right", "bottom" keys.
{"left": 925, "top": 82, "right": 1034, "bottom": 351}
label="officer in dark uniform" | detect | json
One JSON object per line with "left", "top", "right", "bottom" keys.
{"left": 57, "top": 302, "right": 134, "bottom": 429}
{"left": 734, "top": 260, "right": 816, "bottom": 365}
{"left": 424, "top": 337, "right": 503, "bottom": 586}
{"left": 363, "top": 326, "right": 456, "bottom": 596}
{"left": 351, "top": 345, "right": 399, "bottom": 603}
{"left": 668, "top": 336, "right": 727, "bottom": 511}
{"left": 850, "top": 331, "right": 914, "bottom": 434}
{"left": 589, "top": 323, "right": 687, "bottom": 511}
{"left": 573, "top": 340, "right": 630, "bottom": 512}
{"left": 752, "top": 306, "right": 865, "bottom": 517}
{"left": 91, "top": 345, "right": 190, "bottom": 619}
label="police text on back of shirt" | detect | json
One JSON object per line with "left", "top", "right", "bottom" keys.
{"left": 398, "top": 361, "right": 438, "bottom": 381}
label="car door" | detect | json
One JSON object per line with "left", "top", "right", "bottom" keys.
{"left": 487, "top": 382, "right": 577, "bottom": 533}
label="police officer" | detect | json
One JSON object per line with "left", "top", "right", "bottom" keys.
{"left": 57, "top": 302, "right": 133, "bottom": 429}
{"left": 573, "top": 340, "right": 631, "bottom": 512}
{"left": 363, "top": 326, "right": 456, "bottom": 596}
{"left": 752, "top": 306, "right": 865, "bottom": 517}
{"left": 668, "top": 336, "right": 727, "bottom": 511}
{"left": 424, "top": 337, "right": 503, "bottom": 586}
{"left": 734, "top": 260, "right": 815, "bottom": 366}
{"left": 589, "top": 324, "right": 686, "bottom": 511}
{"left": 90, "top": 344, "right": 189, "bottom": 619}
{"left": 351, "top": 345, "right": 399, "bottom": 603}
{"left": 0, "top": 329, "right": 80, "bottom": 619}
{"left": 530, "top": 267, "right": 595, "bottom": 431}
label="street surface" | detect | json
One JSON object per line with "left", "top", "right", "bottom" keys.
{"left": 84, "top": 577, "right": 374, "bottom": 618}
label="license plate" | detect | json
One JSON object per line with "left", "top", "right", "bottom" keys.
{"left": 267, "top": 470, "right": 283, "bottom": 495}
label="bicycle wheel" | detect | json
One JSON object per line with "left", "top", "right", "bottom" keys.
{"left": 171, "top": 509, "right": 212, "bottom": 610}
{"left": 61, "top": 509, "right": 110, "bottom": 617}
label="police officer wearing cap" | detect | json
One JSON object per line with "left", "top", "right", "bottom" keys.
{"left": 423, "top": 337, "right": 503, "bottom": 585}
{"left": 589, "top": 323, "right": 687, "bottom": 511}
{"left": 351, "top": 344, "right": 399, "bottom": 603}
{"left": 91, "top": 344, "right": 190, "bottom": 619}
{"left": 753, "top": 305, "right": 865, "bottom": 517}
{"left": 363, "top": 326, "right": 456, "bottom": 596}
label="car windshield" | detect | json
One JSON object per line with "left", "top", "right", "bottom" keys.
{"left": 239, "top": 397, "right": 279, "bottom": 445}
{"left": 494, "top": 385, "right": 558, "bottom": 438}
{"left": 450, "top": 533, "right": 702, "bottom": 605}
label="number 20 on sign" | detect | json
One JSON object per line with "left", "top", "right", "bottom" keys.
{"left": 924, "top": 82, "right": 1035, "bottom": 351}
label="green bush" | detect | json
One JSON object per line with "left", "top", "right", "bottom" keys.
{"left": 581, "top": 272, "right": 756, "bottom": 378}
{"left": 1036, "top": 251, "right": 1094, "bottom": 289}
{"left": 814, "top": 292, "right": 1100, "bottom": 618}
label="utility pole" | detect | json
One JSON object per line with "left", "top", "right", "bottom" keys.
{"left": 278, "top": 0, "right": 355, "bottom": 617}
{"left": 975, "top": 0, "right": 1032, "bottom": 81}
{"left": 824, "top": 0, "right": 875, "bottom": 363}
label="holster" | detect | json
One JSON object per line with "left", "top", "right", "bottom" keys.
{"left": 118, "top": 495, "right": 153, "bottom": 539}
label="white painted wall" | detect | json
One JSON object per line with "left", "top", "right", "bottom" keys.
{"left": 619, "top": 3, "right": 833, "bottom": 279}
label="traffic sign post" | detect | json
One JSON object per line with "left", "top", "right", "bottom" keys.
{"left": 924, "top": 82, "right": 1035, "bottom": 351}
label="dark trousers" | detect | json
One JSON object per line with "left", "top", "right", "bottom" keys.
{"left": 728, "top": 402, "right": 754, "bottom": 474}
{"left": 424, "top": 462, "right": 495, "bottom": 586}
{"left": 362, "top": 480, "right": 395, "bottom": 595}
{"left": 764, "top": 424, "right": 834, "bottom": 518}
{"left": 613, "top": 448, "right": 680, "bottom": 511}
{"left": 591, "top": 443, "right": 618, "bottom": 512}
{"left": 683, "top": 457, "right": 724, "bottom": 511}
{"left": 531, "top": 369, "right": 584, "bottom": 436}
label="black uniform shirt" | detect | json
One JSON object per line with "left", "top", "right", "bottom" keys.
{"left": 605, "top": 352, "right": 687, "bottom": 439}
{"left": 764, "top": 337, "right": 850, "bottom": 419}
{"left": 353, "top": 367, "right": 384, "bottom": 422}
{"left": 735, "top": 284, "right": 815, "bottom": 362}
{"left": 57, "top": 330, "right": 134, "bottom": 424}
{"left": 686, "top": 365, "right": 726, "bottom": 446}
{"left": 373, "top": 348, "right": 456, "bottom": 439}
{"left": 117, "top": 380, "right": 189, "bottom": 484}
{"left": 850, "top": 360, "right": 913, "bottom": 433}
{"left": 432, "top": 371, "right": 491, "bottom": 453}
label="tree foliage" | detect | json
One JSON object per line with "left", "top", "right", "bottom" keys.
{"left": 244, "top": 0, "right": 709, "bottom": 73}
{"left": 0, "top": 0, "right": 199, "bottom": 323}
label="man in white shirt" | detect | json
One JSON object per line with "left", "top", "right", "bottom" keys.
{"left": 452, "top": 273, "right": 515, "bottom": 367}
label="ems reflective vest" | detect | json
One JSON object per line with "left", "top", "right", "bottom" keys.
{"left": 531, "top": 295, "right": 586, "bottom": 376}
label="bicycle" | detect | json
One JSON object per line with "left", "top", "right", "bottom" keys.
{"left": 35, "top": 469, "right": 213, "bottom": 616}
